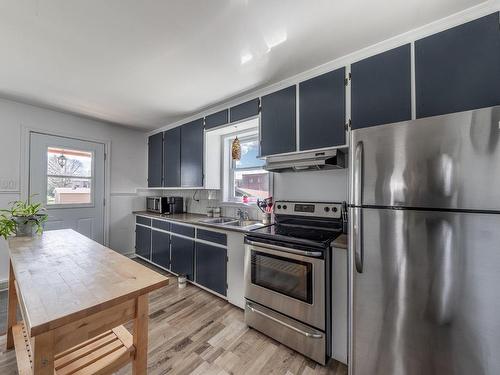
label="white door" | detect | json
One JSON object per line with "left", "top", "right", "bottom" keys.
{"left": 29, "top": 132, "right": 105, "bottom": 244}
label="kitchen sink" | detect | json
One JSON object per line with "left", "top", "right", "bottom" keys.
{"left": 199, "top": 217, "right": 264, "bottom": 230}
{"left": 223, "top": 220, "right": 264, "bottom": 229}
{"left": 199, "top": 217, "right": 239, "bottom": 224}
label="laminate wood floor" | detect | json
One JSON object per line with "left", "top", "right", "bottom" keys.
{"left": 0, "top": 259, "right": 347, "bottom": 375}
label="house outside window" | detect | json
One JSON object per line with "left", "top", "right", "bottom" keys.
{"left": 222, "top": 126, "right": 270, "bottom": 204}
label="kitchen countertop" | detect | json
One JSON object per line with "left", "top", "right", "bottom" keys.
{"left": 333, "top": 234, "right": 347, "bottom": 249}
{"left": 132, "top": 211, "right": 264, "bottom": 233}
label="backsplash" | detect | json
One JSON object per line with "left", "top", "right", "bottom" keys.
{"left": 151, "top": 189, "right": 264, "bottom": 220}
{"left": 139, "top": 169, "right": 349, "bottom": 220}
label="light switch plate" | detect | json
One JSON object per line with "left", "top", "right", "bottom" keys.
{"left": 0, "top": 178, "right": 18, "bottom": 191}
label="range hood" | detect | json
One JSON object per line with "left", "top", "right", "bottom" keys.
{"left": 264, "top": 149, "right": 346, "bottom": 173}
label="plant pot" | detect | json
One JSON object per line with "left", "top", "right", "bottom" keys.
{"left": 12, "top": 217, "right": 40, "bottom": 237}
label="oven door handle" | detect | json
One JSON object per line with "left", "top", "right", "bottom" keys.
{"left": 247, "top": 303, "right": 323, "bottom": 339}
{"left": 245, "top": 240, "right": 323, "bottom": 258}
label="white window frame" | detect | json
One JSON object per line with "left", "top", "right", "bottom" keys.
{"left": 222, "top": 128, "right": 270, "bottom": 204}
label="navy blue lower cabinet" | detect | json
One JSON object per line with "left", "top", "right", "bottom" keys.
{"left": 151, "top": 230, "right": 170, "bottom": 269}
{"left": 171, "top": 235, "right": 195, "bottom": 280}
{"left": 135, "top": 225, "right": 151, "bottom": 260}
{"left": 195, "top": 242, "right": 227, "bottom": 296}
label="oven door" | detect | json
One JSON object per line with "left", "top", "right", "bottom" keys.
{"left": 244, "top": 240, "right": 325, "bottom": 330}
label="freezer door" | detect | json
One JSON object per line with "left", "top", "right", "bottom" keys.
{"left": 350, "top": 106, "right": 500, "bottom": 210}
{"left": 349, "top": 208, "right": 500, "bottom": 375}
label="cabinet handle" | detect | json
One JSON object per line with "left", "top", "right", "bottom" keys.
{"left": 247, "top": 303, "right": 323, "bottom": 339}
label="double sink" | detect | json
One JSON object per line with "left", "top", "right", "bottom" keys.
{"left": 199, "top": 217, "right": 265, "bottom": 231}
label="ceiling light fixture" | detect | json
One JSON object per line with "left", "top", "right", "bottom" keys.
{"left": 57, "top": 153, "right": 67, "bottom": 168}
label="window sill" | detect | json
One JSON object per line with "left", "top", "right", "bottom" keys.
{"left": 220, "top": 201, "right": 258, "bottom": 208}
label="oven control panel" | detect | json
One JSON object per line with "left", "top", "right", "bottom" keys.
{"left": 274, "top": 201, "right": 343, "bottom": 219}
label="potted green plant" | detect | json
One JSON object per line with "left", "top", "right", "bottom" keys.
{"left": 0, "top": 197, "right": 48, "bottom": 239}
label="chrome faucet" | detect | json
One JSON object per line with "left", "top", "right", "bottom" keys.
{"left": 236, "top": 208, "right": 250, "bottom": 222}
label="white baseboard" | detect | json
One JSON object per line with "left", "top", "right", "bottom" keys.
{"left": 0, "top": 279, "right": 8, "bottom": 291}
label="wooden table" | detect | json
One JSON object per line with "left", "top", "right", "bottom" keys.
{"left": 5, "top": 229, "right": 169, "bottom": 375}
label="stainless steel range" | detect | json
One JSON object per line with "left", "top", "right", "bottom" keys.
{"left": 244, "top": 201, "right": 344, "bottom": 364}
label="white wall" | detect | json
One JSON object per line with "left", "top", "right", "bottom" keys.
{"left": 0, "top": 98, "right": 147, "bottom": 282}
{"left": 273, "top": 169, "right": 348, "bottom": 203}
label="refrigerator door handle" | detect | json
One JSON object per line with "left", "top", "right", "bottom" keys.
{"left": 353, "top": 141, "right": 363, "bottom": 206}
{"left": 352, "top": 141, "right": 364, "bottom": 273}
{"left": 354, "top": 207, "right": 363, "bottom": 273}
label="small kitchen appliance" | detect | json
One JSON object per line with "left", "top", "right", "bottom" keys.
{"left": 146, "top": 196, "right": 168, "bottom": 214}
{"left": 146, "top": 196, "right": 183, "bottom": 214}
{"left": 166, "top": 196, "right": 184, "bottom": 214}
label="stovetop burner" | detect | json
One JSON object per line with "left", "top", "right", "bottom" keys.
{"left": 248, "top": 201, "right": 345, "bottom": 249}
{"left": 249, "top": 222, "right": 342, "bottom": 249}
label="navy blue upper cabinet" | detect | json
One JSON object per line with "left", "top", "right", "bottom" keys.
{"left": 260, "top": 86, "right": 297, "bottom": 156}
{"left": 415, "top": 12, "right": 500, "bottom": 118}
{"left": 163, "top": 127, "right": 181, "bottom": 187}
{"left": 180, "top": 119, "right": 204, "bottom": 187}
{"left": 351, "top": 44, "right": 412, "bottom": 129}
{"left": 205, "top": 109, "right": 229, "bottom": 130}
{"left": 147, "top": 132, "right": 163, "bottom": 187}
{"left": 230, "top": 98, "right": 260, "bottom": 123}
{"left": 299, "top": 68, "right": 346, "bottom": 150}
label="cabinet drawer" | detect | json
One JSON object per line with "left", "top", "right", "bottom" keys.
{"left": 152, "top": 219, "right": 170, "bottom": 232}
{"left": 197, "top": 229, "right": 227, "bottom": 246}
{"left": 171, "top": 223, "right": 195, "bottom": 238}
{"left": 136, "top": 216, "right": 151, "bottom": 226}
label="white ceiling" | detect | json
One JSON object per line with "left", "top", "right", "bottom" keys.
{"left": 0, "top": 0, "right": 485, "bottom": 130}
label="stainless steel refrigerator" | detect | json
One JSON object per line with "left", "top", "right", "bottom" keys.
{"left": 348, "top": 106, "right": 500, "bottom": 375}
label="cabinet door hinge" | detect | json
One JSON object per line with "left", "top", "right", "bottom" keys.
{"left": 344, "top": 73, "right": 352, "bottom": 86}
{"left": 345, "top": 119, "right": 352, "bottom": 131}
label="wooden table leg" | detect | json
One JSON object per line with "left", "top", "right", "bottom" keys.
{"left": 6, "top": 260, "right": 17, "bottom": 350}
{"left": 33, "top": 331, "right": 54, "bottom": 375}
{"left": 132, "top": 294, "right": 149, "bottom": 375}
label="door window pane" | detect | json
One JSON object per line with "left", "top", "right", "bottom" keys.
{"left": 47, "top": 147, "right": 93, "bottom": 205}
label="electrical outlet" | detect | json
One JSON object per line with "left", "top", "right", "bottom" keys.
{"left": 0, "top": 178, "right": 18, "bottom": 191}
